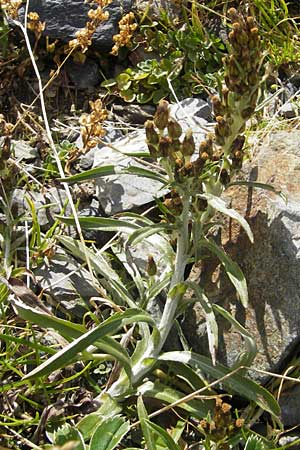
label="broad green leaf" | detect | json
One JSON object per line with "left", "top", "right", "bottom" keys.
{"left": 137, "top": 396, "right": 156, "bottom": 450}
{"left": 138, "top": 380, "right": 212, "bottom": 418}
{"left": 213, "top": 304, "right": 257, "bottom": 368}
{"left": 59, "top": 165, "right": 167, "bottom": 185}
{"left": 159, "top": 351, "right": 280, "bottom": 417}
{"left": 200, "top": 193, "right": 253, "bottom": 243}
{"left": 144, "top": 420, "right": 181, "bottom": 450}
{"left": 121, "top": 89, "right": 136, "bottom": 102}
{"left": 90, "top": 416, "right": 129, "bottom": 450}
{"left": 124, "top": 166, "right": 167, "bottom": 184}
{"left": 227, "top": 180, "right": 287, "bottom": 203}
{"left": 200, "top": 238, "right": 248, "bottom": 307}
{"left": 127, "top": 224, "right": 173, "bottom": 246}
{"left": 116, "top": 73, "right": 132, "bottom": 90}
{"left": 101, "top": 78, "right": 117, "bottom": 88}
{"left": 58, "top": 216, "right": 138, "bottom": 233}
{"left": 23, "top": 309, "right": 154, "bottom": 380}
{"left": 137, "top": 91, "right": 154, "bottom": 103}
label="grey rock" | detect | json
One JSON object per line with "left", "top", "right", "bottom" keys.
{"left": 79, "top": 125, "right": 124, "bottom": 170}
{"left": 112, "top": 104, "right": 156, "bottom": 124}
{"left": 279, "top": 385, "right": 300, "bottom": 426}
{"left": 35, "top": 249, "right": 99, "bottom": 317}
{"left": 133, "top": 0, "right": 181, "bottom": 20}
{"left": 280, "top": 101, "right": 298, "bottom": 119}
{"left": 183, "top": 131, "right": 300, "bottom": 380}
{"left": 18, "top": 0, "right": 133, "bottom": 51}
{"left": 93, "top": 131, "right": 166, "bottom": 215}
{"left": 282, "top": 81, "right": 298, "bottom": 101}
{"left": 65, "top": 58, "right": 101, "bottom": 89}
{"left": 11, "top": 187, "right": 72, "bottom": 229}
{"left": 12, "top": 140, "right": 39, "bottom": 162}
{"left": 170, "top": 97, "right": 213, "bottom": 124}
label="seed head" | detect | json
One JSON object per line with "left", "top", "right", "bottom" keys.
{"left": 154, "top": 99, "right": 170, "bottom": 130}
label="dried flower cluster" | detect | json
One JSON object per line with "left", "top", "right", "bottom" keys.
{"left": 145, "top": 8, "right": 262, "bottom": 222}
{"left": 208, "top": 7, "right": 262, "bottom": 176}
{"left": 79, "top": 99, "right": 108, "bottom": 151}
{"left": 27, "top": 12, "right": 45, "bottom": 38}
{"left": 68, "top": 0, "right": 112, "bottom": 53}
{"left": 199, "top": 398, "right": 244, "bottom": 449}
{"left": 0, "top": 0, "right": 22, "bottom": 18}
{"left": 111, "top": 12, "right": 137, "bottom": 56}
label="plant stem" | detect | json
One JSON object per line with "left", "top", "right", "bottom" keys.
{"left": 107, "top": 194, "right": 190, "bottom": 398}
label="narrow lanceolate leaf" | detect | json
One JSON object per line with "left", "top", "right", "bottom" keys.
{"left": 186, "top": 282, "right": 218, "bottom": 365}
{"left": 23, "top": 309, "right": 154, "bottom": 380}
{"left": 126, "top": 224, "right": 173, "bottom": 246}
{"left": 200, "top": 238, "right": 248, "bottom": 307}
{"left": 143, "top": 420, "right": 181, "bottom": 450}
{"left": 213, "top": 304, "right": 257, "bottom": 368}
{"left": 138, "top": 380, "right": 212, "bottom": 418}
{"left": 58, "top": 235, "right": 136, "bottom": 308}
{"left": 13, "top": 299, "right": 86, "bottom": 339}
{"left": 90, "top": 416, "right": 129, "bottom": 450}
{"left": 58, "top": 235, "right": 121, "bottom": 282}
{"left": 200, "top": 193, "right": 253, "bottom": 243}
{"left": 227, "top": 180, "right": 286, "bottom": 203}
{"left": 59, "top": 165, "right": 168, "bottom": 185}
{"left": 137, "top": 396, "right": 156, "bottom": 450}
{"left": 159, "top": 351, "right": 280, "bottom": 417}
{"left": 58, "top": 216, "right": 138, "bottom": 233}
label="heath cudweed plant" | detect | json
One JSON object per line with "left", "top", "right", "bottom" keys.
{"left": 5, "top": 6, "right": 283, "bottom": 450}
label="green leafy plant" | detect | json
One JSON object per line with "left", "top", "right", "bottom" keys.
{"left": 102, "top": 4, "right": 226, "bottom": 103}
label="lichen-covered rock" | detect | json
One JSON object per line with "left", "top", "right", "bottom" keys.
{"left": 183, "top": 131, "right": 300, "bottom": 380}
{"left": 18, "top": 0, "right": 132, "bottom": 50}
